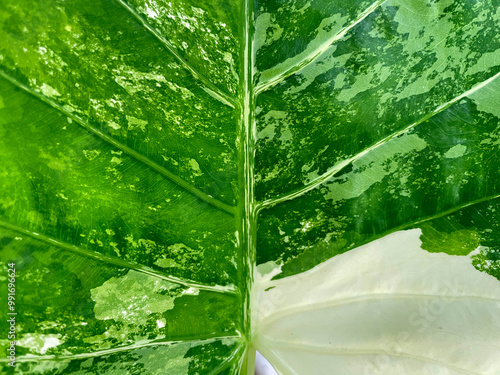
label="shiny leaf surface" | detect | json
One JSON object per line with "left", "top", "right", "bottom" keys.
{"left": 1, "top": 0, "right": 500, "bottom": 374}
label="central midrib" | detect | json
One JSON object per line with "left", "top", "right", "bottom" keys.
{"left": 239, "top": 0, "right": 258, "bottom": 372}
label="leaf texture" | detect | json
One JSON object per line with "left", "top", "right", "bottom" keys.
{"left": 1, "top": 0, "right": 500, "bottom": 374}
{"left": 253, "top": 230, "right": 500, "bottom": 374}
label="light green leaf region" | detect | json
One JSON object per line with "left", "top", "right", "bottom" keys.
{"left": 90, "top": 271, "right": 186, "bottom": 324}
{"left": 16, "top": 334, "right": 64, "bottom": 355}
{"left": 468, "top": 72, "right": 500, "bottom": 118}
{"left": 443, "top": 144, "right": 467, "bottom": 159}
{"left": 2, "top": 0, "right": 500, "bottom": 374}
{"left": 323, "top": 133, "right": 428, "bottom": 202}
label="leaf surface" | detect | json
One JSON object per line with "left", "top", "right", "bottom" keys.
{"left": 1, "top": 0, "right": 500, "bottom": 374}
{"left": 253, "top": 230, "right": 500, "bottom": 374}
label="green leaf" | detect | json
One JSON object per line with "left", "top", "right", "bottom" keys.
{"left": 1, "top": 0, "right": 500, "bottom": 374}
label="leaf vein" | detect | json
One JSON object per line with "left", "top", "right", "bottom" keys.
{"left": 254, "top": 0, "right": 389, "bottom": 94}
{"left": 113, "top": 0, "right": 237, "bottom": 108}
{"left": 0, "top": 219, "right": 239, "bottom": 295}
{"left": 259, "top": 69, "right": 500, "bottom": 210}
{"left": 2, "top": 335, "right": 242, "bottom": 363}
{"left": 0, "top": 70, "right": 236, "bottom": 216}
{"left": 259, "top": 292, "right": 500, "bottom": 329}
{"left": 261, "top": 339, "right": 485, "bottom": 375}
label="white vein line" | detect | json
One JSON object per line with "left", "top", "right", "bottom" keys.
{"left": 113, "top": 0, "right": 237, "bottom": 109}
{"left": 258, "top": 293, "right": 500, "bottom": 329}
{"left": 258, "top": 69, "right": 500, "bottom": 211}
{"left": 261, "top": 339, "right": 484, "bottom": 375}
{"left": 0, "top": 219, "right": 239, "bottom": 295}
{"left": 0, "top": 335, "right": 242, "bottom": 363}
{"left": 241, "top": 0, "right": 258, "bottom": 341}
{"left": 0, "top": 70, "right": 236, "bottom": 216}
{"left": 254, "top": 0, "right": 389, "bottom": 95}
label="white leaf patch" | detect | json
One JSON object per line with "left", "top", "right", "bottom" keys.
{"left": 253, "top": 229, "right": 500, "bottom": 375}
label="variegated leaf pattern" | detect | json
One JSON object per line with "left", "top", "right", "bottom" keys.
{"left": 1, "top": 0, "right": 500, "bottom": 374}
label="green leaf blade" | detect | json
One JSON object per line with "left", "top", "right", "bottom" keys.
{"left": 0, "top": 229, "right": 242, "bottom": 361}
{"left": 118, "top": 0, "right": 242, "bottom": 97}
{"left": 12, "top": 339, "right": 244, "bottom": 375}
{"left": 255, "top": 0, "right": 500, "bottom": 201}
{"left": 0, "top": 76, "right": 240, "bottom": 287}
{"left": 0, "top": 0, "right": 239, "bottom": 205}
{"left": 257, "top": 75, "right": 500, "bottom": 277}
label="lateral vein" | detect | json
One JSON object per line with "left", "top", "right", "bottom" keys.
{"left": 254, "top": 0, "right": 389, "bottom": 95}
{"left": 259, "top": 292, "right": 500, "bottom": 329}
{"left": 0, "top": 219, "right": 239, "bottom": 295}
{"left": 2, "top": 335, "right": 242, "bottom": 363}
{"left": 292, "top": 192, "right": 500, "bottom": 274}
{"left": 0, "top": 70, "right": 236, "bottom": 216}
{"left": 259, "top": 69, "right": 500, "bottom": 210}
{"left": 113, "top": 0, "right": 237, "bottom": 108}
{"left": 261, "top": 339, "right": 484, "bottom": 375}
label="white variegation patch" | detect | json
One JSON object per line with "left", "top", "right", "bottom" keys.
{"left": 253, "top": 229, "right": 500, "bottom": 375}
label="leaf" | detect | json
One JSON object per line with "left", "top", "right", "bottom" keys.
{"left": 1, "top": 0, "right": 500, "bottom": 374}
{"left": 253, "top": 230, "right": 500, "bottom": 374}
